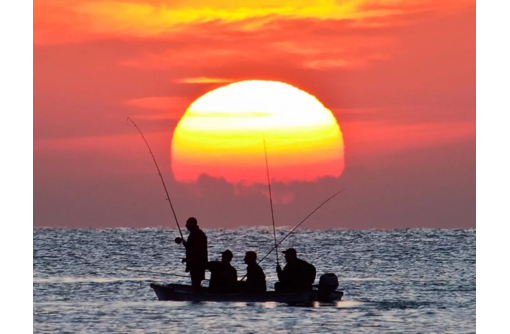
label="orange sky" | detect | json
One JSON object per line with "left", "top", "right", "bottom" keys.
{"left": 34, "top": 0, "right": 476, "bottom": 229}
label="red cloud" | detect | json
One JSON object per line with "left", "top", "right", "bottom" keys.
{"left": 124, "top": 96, "right": 193, "bottom": 121}
{"left": 120, "top": 18, "right": 395, "bottom": 71}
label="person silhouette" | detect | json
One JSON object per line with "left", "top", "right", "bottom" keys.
{"left": 275, "top": 248, "right": 316, "bottom": 292}
{"left": 175, "top": 217, "right": 208, "bottom": 292}
{"left": 206, "top": 249, "right": 238, "bottom": 293}
{"left": 238, "top": 251, "right": 266, "bottom": 293}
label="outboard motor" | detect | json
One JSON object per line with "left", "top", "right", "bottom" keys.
{"left": 318, "top": 273, "right": 339, "bottom": 301}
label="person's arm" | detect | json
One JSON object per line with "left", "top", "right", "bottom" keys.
{"left": 206, "top": 261, "right": 220, "bottom": 271}
{"left": 233, "top": 268, "right": 238, "bottom": 281}
{"left": 198, "top": 234, "right": 208, "bottom": 263}
{"left": 277, "top": 264, "right": 285, "bottom": 282}
{"left": 259, "top": 267, "right": 266, "bottom": 281}
{"left": 245, "top": 266, "right": 252, "bottom": 281}
{"left": 203, "top": 234, "right": 208, "bottom": 262}
{"left": 180, "top": 234, "right": 192, "bottom": 250}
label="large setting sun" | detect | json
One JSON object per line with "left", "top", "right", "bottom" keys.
{"left": 171, "top": 80, "right": 345, "bottom": 184}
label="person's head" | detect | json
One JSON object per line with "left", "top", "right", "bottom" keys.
{"left": 244, "top": 251, "right": 257, "bottom": 264}
{"left": 221, "top": 249, "right": 233, "bottom": 263}
{"left": 282, "top": 248, "right": 297, "bottom": 263}
{"left": 185, "top": 217, "right": 198, "bottom": 231}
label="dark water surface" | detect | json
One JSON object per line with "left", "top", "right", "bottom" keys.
{"left": 34, "top": 228, "right": 475, "bottom": 333}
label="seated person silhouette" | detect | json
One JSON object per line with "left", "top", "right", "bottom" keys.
{"left": 275, "top": 248, "right": 316, "bottom": 292}
{"left": 238, "top": 251, "right": 266, "bottom": 293}
{"left": 206, "top": 249, "right": 238, "bottom": 293}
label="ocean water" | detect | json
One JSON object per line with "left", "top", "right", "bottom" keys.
{"left": 33, "top": 228, "right": 475, "bottom": 333}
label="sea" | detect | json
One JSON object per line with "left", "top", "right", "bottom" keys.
{"left": 33, "top": 228, "right": 475, "bottom": 333}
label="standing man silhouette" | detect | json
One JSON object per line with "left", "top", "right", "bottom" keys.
{"left": 175, "top": 217, "right": 208, "bottom": 292}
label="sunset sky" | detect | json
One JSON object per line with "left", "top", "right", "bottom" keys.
{"left": 33, "top": 0, "right": 476, "bottom": 229}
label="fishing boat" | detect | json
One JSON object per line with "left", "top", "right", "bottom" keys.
{"left": 128, "top": 118, "right": 347, "bottom": 305}
{"left": 150, "top": 283, "right": 343, "bottom": 303}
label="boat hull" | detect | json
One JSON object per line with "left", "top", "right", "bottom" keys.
{"left": 150, "top": 283, "right": 343, "bottom": 304}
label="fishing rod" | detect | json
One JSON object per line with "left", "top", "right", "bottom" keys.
{"left": 240, "top": 188, "right": 346, "bottom": 281}
{"left": 263, "top": 136, "right": 279, "bottom": 266}
{"left": 127, "top": 117, "right": 184, "bottom": 240}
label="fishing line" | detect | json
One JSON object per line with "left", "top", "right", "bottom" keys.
{"left": 127, "top": 117, "right": 184, "bottom": 240}
{"left": 263, "top": 136, "right": 279, "bottom": 266}
{"left": 240, "top": 189, "right": 346, "bottom": 281}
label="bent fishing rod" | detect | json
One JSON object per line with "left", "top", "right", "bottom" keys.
{"left": 127, "top": 117, "right": 184, "bottom": 240}
{"left": 263, "top": 136, "right": 279, "bottom": 266}
{"left": 240, "top": 188, "right": 346, "bottom": 281}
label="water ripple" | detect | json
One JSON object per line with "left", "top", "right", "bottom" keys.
{"left": 34, "top": 228, "right": 475, "bottom": 333}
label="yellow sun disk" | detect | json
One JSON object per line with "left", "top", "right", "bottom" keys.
{"left": 171, "top": 80, "right": 344, "bottom": 184}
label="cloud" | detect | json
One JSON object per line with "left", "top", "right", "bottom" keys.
{"left": 34, "top": 6, "right": 475, "bottom": 143}
{"left": 37, "top": 0, "right": 400, "bottom": 43}
{"left": 34, "top": 0, "right": 475, "bottom": 44}
{"left": 125, "top": 96, "right": 190, "bottom": 110}
{"left": 124, "top": 96, "right": 192, "bottom": 120}
{"left": 33, "top": 1, "right": 475, "bottom": 229}
{"left": 34, "top": 137, "right": 476, "bottom": 229}
{"left": 340, "top": 120, "right": 475, "bottom": 164}
{"left": 175, "top": 77, "right": 235, "bottom": 84}
{"left": 119, "top": 18, "right": 395, "bottom": 71}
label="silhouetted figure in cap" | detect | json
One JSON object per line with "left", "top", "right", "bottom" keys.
{"left": 206, "top": 249, "right": 238, "bottom": 293}
{"left": 275, "top": 248, "right": 316, "bottom": 292}
{"left": 175, "top": 217, "right": 208, "bottom": 292}
{"left": 238, "top": 251, "right": 266, "bottom": 293}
